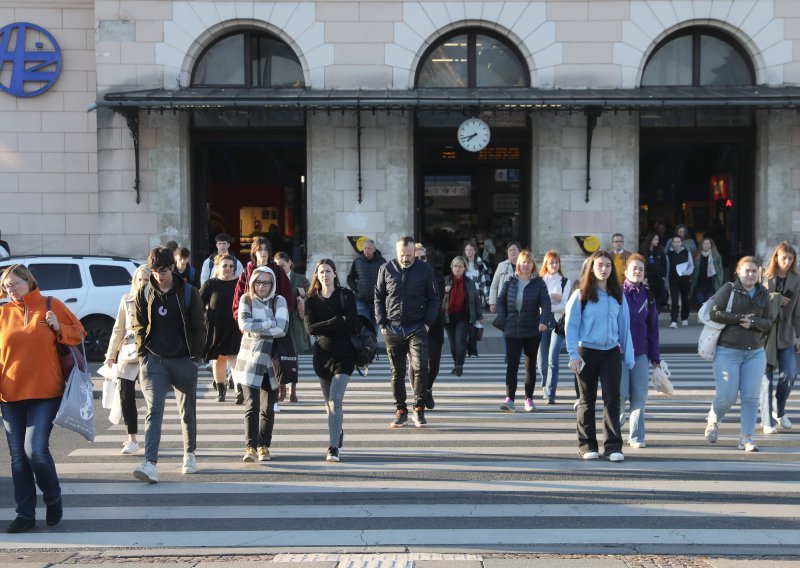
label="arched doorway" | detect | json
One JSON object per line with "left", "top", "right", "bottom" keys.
{"left": 639, "top": 27, "right": 756, "bottom": 270}
{"left": 190, "top": 30, "right": 308, "bottom": 270}
{"left": 414, "top": 28, "right": 531, "bottom": 271}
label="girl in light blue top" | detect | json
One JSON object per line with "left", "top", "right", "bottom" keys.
{"left": 565, "top": 250, "right": 634, "bottom": 462}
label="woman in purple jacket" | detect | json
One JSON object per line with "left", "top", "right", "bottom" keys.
{"left": 620, "top": 254, "right": 661, "bottom": 448}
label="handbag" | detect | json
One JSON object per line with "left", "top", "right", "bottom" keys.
{"left": 46, "top": 296, "right": 86, "bottom": 381}
{"left": 271, "top": 334, "right": 298, "bottom": 386}
{"left": 52, "top": 341, "right": 96, "bottom": 442}
{"left": 338, "top": 291, "right": 377, "bottom": 369}
{"left": 470, "top": 322, "right": 484, "bottom": 342}
{"left": 697, "top": 284, "right": 734, "bottom": 362}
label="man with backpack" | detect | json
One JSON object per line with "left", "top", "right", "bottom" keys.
{"left": 132, "top": 247, "right": 205, "bottom": 483}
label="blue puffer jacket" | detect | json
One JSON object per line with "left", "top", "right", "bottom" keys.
{"left": 496, "top": 275, "right": 552, "bottom": 339}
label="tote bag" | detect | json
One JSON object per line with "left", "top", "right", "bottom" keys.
{"left": 697, "top": 285, "right": 734, "bottom": 362}
{"left": 52, "top": 342, "right": 96, "bottom": 442}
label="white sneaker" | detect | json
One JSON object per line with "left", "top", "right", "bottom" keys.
{"left": 704, "top": 421, "right": 718, "bottom": 443}
{"left": 133, "top": 461, "right": 158, "bottom": 483}
{"left": 581, "top": 451, "right": 599, "bottom": 460}
{"left": 763, "top": 424, "right": 778, "bottom": 435}
{"left": 524, "top": 398, "right": 535, "bottom": 412}
{"left": 681, "top": 320, "right": 689, "bottom": 326}
{"left": 738, "top": 437, "right": 759, "bottom": 452}
{"left": 274, "top": 403, "right": 281, "bottom": 413}
{"left": 669, "top": 322, "right": 678, "bottom": 329}
{"left": 775, "top": 414, "right": 793, "bottom": 430}
{"left": 629, "top": 441, "right": 646, "bottom": 448}
{"left": 121, "top": 440, "right": 139, "bottom": 455}
{"left": 182, "top": 452, "right": 197, "bottom": 474}
{"left": 609, "top": 452, "right": 625, "bottom": 462}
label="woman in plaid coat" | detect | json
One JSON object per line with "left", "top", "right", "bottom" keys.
{"left": 233, "top": 266, "right": 288, "bottom": 463}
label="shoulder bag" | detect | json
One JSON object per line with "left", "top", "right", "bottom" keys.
{"left": 697, "top": 284, "right": 734, "bottom": 362}
{"left": 52, "top": 340, "right": 95, "bottom": 442}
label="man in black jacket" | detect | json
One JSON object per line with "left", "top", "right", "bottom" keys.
{"left": 133, "top": 247, "right": 205, "bottom": 483}
{"left": 346, "top": 239, "right": 385, "bottom": 334}
{"left": 375, "top": 236, "right": 440, "bottom": 428}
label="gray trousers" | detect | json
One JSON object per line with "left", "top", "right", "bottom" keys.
{"left": 139, "top": 354, "right": 198, "bottom": 463}
{"left": 319, "top": 373, "right": 350, "bottom": 448}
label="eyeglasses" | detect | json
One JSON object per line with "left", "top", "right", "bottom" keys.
{"left": 3, "top": 279, "right": 26, "bottom": 290}
{"left": 254, "top": 280, "right": 273, "bottom": 288}
{"left": 416, "top": 255, "right": 427, "bottom": 261}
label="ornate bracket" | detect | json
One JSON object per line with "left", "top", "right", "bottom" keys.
{"left": 584, "top": 107, "right": 601, "bottom": 204}
{"left": 116, "top": 108, "right": 142, "bottom": 204}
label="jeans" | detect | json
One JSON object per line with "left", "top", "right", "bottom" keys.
{"left": 538, "top": 327, "right": 564, "bottom": 401}
{"left": 409, "top": 330, "right": 443, "bottom": 393}
{"left": 119, "top": 375, "right": 138, "bottom": 435}
{"left": 620, "top": 354, "right": 649, "bottom": 444}
{"left": 139, "top": 354, "right": 198, "bottom": 463}
{"left": 669, "top": 277, "right": 691, "bottom": 322}
{"left": 356, "top": 300, "right": 379, "bottom": 335}
{"left": 695, "top": 288, "right": 714, "bottom": 307}
{"left": 1, "top": 397, "right": 62, "bottom": 520}
{"left": 320, "top": 373, "right": 350, "bottom": 448}
{"left": 445, "top": 313, "right": 468, "bottom": 368}
{"left": 384, "top": 326, "right": 428, "bottom": 410}
{"left": 504, "top": 335, "right": 541, "bottom": 400}
{"left": 760, "top": 346, "right": 798, "bottom": 426}
{"left": 710, "top": 346, "right": 765, "bottom": 437}
{"left": 576, "top": 347, "right": 622, "bottom": 455}
{"left": 242, "top": 383, "right": 277, "bottom": 449}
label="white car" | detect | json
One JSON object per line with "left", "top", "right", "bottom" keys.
{"left": 0, "top": 255, "right": 143, "bottom": 361}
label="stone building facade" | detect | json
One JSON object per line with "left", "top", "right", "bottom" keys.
{"left": 2, "top": 0, "right": 800, "bottom": 278}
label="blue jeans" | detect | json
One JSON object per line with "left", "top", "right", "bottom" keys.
{"left": 760, "top": 346, "right": 798, "bottom": 426}
{"left": 537, "top": 327, "right": 564, "bottom": 401}
{"left": 356, "top": 300, "right": 379, "bottom": 335}
{"left": 1, "top": 397, "right": 62, "bottom": 520}
{"left": 620, "top": 354, "right": 649, "bottom": 444}
{"left": 710, "top": 346, "right": 765, "bottom": 437}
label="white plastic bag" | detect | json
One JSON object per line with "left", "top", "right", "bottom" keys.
{"left": 109, "top": 386, "right": 123, "bottom": 425}
{"left": 651, "top": 360, "right": 674, "bottom": 395}
{"left": 101, "top": 377, "right": 117, "bottom": 409}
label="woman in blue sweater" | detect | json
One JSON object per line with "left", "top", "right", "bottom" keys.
{"left": 565, "top": 250, "right": 634, "bottom": 462}
{"left": 496, "top": 250, "right": 551, "bottom": 412}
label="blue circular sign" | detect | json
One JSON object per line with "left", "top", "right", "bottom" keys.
{"left": 0, "top": 22, "right": 62, "bottom": 98}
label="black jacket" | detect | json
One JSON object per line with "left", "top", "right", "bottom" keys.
{"left": 347, "top": 251, "right": 386, "bottom": 303}
{"left": 374, "top": 259, "right": 440, "bottom": 329}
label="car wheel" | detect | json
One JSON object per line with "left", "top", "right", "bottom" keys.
{"left": 82, "top": 317, "right": 114, "bottom": 362}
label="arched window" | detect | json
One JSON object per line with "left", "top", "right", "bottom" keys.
{"left": 192, "top": 30, "right": 304, "bottom": 87}
{"left": 642, "top": 28, "right": 754, "bottom": 87}
{"left": 416, "top": 29, "right": 528, "bottom": 88}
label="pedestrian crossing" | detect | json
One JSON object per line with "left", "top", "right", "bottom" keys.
{"left": 1, "top": 353, "right": 799, "bottom": 553}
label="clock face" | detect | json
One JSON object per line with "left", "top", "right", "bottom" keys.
{"left": 457, "top": 118, "right": 491, "bottom": 152}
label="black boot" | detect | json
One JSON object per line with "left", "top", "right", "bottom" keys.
{"left": 216, "top": 382, "right": 226, "bottom": 402}
{"left": 425, "top": 390, "right": 435, "bottom": 410}
{"left": 235, "top": 384, "right": 244, "bottom": 405}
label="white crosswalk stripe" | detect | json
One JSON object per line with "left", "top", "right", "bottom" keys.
{"left": 1, "top": 352, "right": 798, "bottom": 553}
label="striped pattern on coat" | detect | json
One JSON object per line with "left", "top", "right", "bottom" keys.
{"left": 233, "top": 293, "right": 288, "bottom": 389}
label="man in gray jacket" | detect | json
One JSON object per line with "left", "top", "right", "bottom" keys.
{"left": 375, "top": 236, "right": 440, "bottom": 428}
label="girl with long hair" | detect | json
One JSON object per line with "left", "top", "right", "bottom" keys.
{"left": 304, "top": 259, "right": 360, "bottom": 462}
{"left": 691, "top": 237, "right": 724, "bottom": 307}
{"left": 537, "top": 250, "right": 572, "bottom": 404}
{"left": 760, "top": 242, "right": 800, "bottom": 434}
{"left": 565, "top": 250, "right": 634, "bottom": 462}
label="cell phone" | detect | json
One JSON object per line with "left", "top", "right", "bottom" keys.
{"left": 784, "top": 290, "right": 795, "bottom": 299}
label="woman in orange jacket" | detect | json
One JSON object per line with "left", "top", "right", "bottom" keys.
{"left": 0, "top": 264, "right": 85, "bottom": 533}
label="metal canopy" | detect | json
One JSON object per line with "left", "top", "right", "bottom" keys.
{"left": 99, "top": 85, "right": 800, "bottom": 112}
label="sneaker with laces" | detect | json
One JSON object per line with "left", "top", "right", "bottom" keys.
{"left": 775, "top": 414, "right": 793, "bottom": 430}
{"left": 738, "top": 437, "right": 759, "bottom": 452}
{"left": 412, "top": 406, "right": 427, "bottom": 427}
{"left": 681, "top": 320, "right": 689, "bottom": 326}
{"left": 258, "top": 446, "right": 271, "bottom": 461}
{"left": 273, "top": 402, "right": 280, "bottom": 413}
{"left": 608, "top": 452, "right": 625, "bottom": 462}
{"left": 500, "top": 397, "right": 515, "bottom": 412}
{"left": 524, "top": 398, "right": 535, "bottom": 412}
{"left": 182, "top": 452, "right": 197, "bottom": 474}
{"left": 629, "top": 441, "right": 646, "bottom": 448}
{"left": 121, "top": 440, "right": 139, "bottom": 455}
{"left": 390, "top": 409, "right": 408, "bottom": 428}
{"left": 326, "top": 446, "right": 340, "bottom": 462}
{"left": 704, "top": 421, "right": 718, "bottom": 443}
{"left": 581, "top": 451, "right": 599, "bottom": 460}
{"left": 669, "top": 321, "right": 678, "bottom": 329}
{"left": 242, "top": 447, "right": 257, "bottom": 462}
{"left": 763, "top": 424, "right": 778, "bottom": 435}
{"left": 133, "top": 460, "right": 158, "bottom": 483}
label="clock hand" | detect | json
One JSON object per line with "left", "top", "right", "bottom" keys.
{"left": 460, "top": 133, "right": 478, "bottom": 141}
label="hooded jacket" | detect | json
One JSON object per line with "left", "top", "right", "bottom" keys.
{"left": 622, "top": 280, "right": 660, "bottom": 363}
{"left": 0, "top": 288, "right": 85, "bottom": 402}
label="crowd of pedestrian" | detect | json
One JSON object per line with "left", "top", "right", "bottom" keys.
{"left": 0, "top": 227, "right": 798, "bottom": 535}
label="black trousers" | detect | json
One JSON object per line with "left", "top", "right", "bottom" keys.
{"left": 575, "top": 346, "right": 622, "bottom": 455}
{"left": 445, "top": 311, "right": 469, "bottom": 368}
{"left": 385, "top": 327, "right": 428, "bottom": 410}
{"left": 410, "top": 330, "right": 443, "bottom": 391}
{"left": 669, "top": 276, "right": 691, "bottom": 322}
{"left": 242, "top": 383, "right": 278, "bottom": 450}
{"left": 505, "top": 335, "right": 541, "bottom": 400}
{"left": 118, "top": 377, "right": 138, "bottom": 435}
